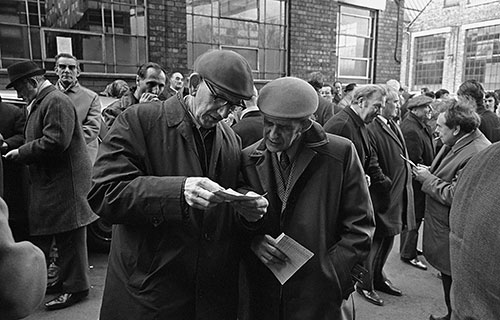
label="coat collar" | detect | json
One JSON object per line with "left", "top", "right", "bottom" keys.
{"left": 344, "top": 106, "right": 365, "bottom": 128}
{"left": 451, "top": 129, "right": 483, "bottom": 154}
{"left": 373, "top": 116, "right": 404, "bottom": 149}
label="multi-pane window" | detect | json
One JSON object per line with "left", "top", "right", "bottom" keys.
{"left": 0, "top": 0, "right": 147, "bottom": 73}
{"left": 337, "top": 6, "right": 376, "bottom": 84}
{"left": 413, "top": 35, "right": 445, "bottom": 91}
{"left": 464, "top": 25, "right": 500, "bottom": 90}
{"left": 186, "top": 0, "right": 287, "bottom": 80}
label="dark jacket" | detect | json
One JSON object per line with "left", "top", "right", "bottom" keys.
{"left": 89, "top": 95, "right": 259, "bottom": 320}
{"left": 231, "top": 110, "right": 263, "bottom": 148}
{"left": 240, "top": 122, "right": 375, "bottom": 320}
{"left": 101, "top": 89, "right": 138, "bottom": 129}
{"left": 313, "top": 94, "right": 333, "bottom": 126}
{"left": 476, "top": 105, "right": 500, "bottom": 143}
{"left": 422, "top": 130, "right": 490, "bottom": 275}
{"left": 17, "top": 85, "right": 97, "bottom": 235}
{"left": 323, "top": 107, "right": 372, "bottom": 171}
{"left": 400, "top": 112, "right": 435, "bottom": 220}
{"left": 367, "top": 117, "right": 415, "bottom": 236}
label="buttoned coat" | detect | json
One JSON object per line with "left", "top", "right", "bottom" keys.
{"left": 17, "top": 85, "right": 97, "bottom": 235}
{"left": 422, "top": 129, "right": 490, "bottom": 275}
{"left": 57, "top": 81, "right": 101, "bottom": 163}
{"left": 323, "top": 106, "right": 372, "bottom": 171}
{"left": 89, "top": 95, "right": 260, "bottom": 320}
{"left": 240, "top": 122, "right": 375, "bottom": 320}
{"left": 449, "top": 143, "right": 500, "bottom": 320}
{"left": 367, "top": 117, "right": 415, "bottom": 236}
{"left": 400, "top": 112, "right": 435, "bottom": 220}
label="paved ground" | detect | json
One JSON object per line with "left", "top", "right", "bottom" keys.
{"left": 26, "top": 234, "right": 447, "bottom": 320}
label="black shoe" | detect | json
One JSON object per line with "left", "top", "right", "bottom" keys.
{"left": 374, "top": 280, "right": 403, "bottom": 296}
{"left": 45, "top": 290, "right": 89, "bottom": 310}
{"left": 401, "top": 257, "right": 428, "bottom": 270}
{"left": 45, "top": 281, "right": 62, "bottom": 295}
{"left": 356, "top": 285, "right": 384, "bottom": 306}
{"left": 429, "top": 314, "right": 450, "bottom": 320}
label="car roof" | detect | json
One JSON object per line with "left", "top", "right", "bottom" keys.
{"left": 0, "top": 89, "right": 26, "bottom": 107}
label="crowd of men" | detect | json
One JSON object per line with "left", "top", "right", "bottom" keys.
{"left": 0, "top": 50, "right": 500, "bottom": 320}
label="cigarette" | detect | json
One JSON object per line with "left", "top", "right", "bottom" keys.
{"left": 434, "top": 137, "right": 440, "bottom": 140}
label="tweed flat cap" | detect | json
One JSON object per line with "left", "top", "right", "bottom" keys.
{"left": 194, "top": 50, "right": 254, "bottom": 100}
{"left": 407, "top": 95, "right": 434, "bottom": 110}
{"left": 258, "top": 77, "right": 318, "bottom": 119}
{"left": 6, "top": 61, "right": 45, "bottom": 89}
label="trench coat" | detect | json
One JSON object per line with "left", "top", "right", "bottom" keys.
{"left": 422, "top": 129, "right": 490, "bottom": 275}
{"left": 240, "top": 122, "right": 375, "bottom": 320}
{"left": 449, "top": 143, "right": 500, "bottom": 320}
{"left": 367, "top": 117, "right": 415, "bottom": 237}
{"left": 17, "top": 85, "right": 97, "bottom": 235}
{"left": 89, "top": 95, "right": 261, "bottom": 320}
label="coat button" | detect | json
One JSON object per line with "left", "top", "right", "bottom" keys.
{"left": 203, "top": 233, "right": 211, "bottom": 241}
{"left": 152, "top": 217, "right": 161, "bottom": 226}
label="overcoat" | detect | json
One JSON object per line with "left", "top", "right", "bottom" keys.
{"left": 240, "top": 122, "right": 375, "bottom": 320}
{"left": 17, "top": 85, "right": 97, "bottom": 235}
{"left": 476, "top": 105, "right": 500, "bottom": 143}
{"left": 449, "top": 143, "right": 500, "bottom": 320}
{"left": 400, "top": 112, "right": 435, "bottom": 220}
{"left": 367, "top": 117, "right": 415, "bottom": 236}
{"left": 89, "top": 95, "right": 260, "bottom": 320}
{"left": 422, "top": 129, "right": 490, "bottom": 275}
{"left": 231, "top": 110, "right": 263, "bottom": 148}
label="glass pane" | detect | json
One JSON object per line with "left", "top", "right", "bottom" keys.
{"left": 265, "top": 0, "right": 282, "bottom": 24}
{"left": 82, "top": 63, "right": 105, "bottom": 73}
{"left": 338, "top": 36, "right": 371, "bottom": 58}
{"left": 138, "top": 37, "right": 146, "bottom": 64}
{"left": 264, "top": 24, "right": 281, "bottom": 49}
{"left": 44, "top": 31, "right": 103, "bottom": 62}
{"left": 221, "top": 46, "right": 258, "bottom": 70}
{"left": 82, "top": 35, "right": 103, "bottom": 62}
{"left": 30, "top": 27, "right": 42, "bottom": 59}
{"left": 0, "top": 25, "right": 30, "bottom": 59}
{"left": 1, "top": 0, "right": 27, "bottom": 24}
{"left": 114, "top": 4, "right": 134, "bottom": 35}
{"left": 193, "top": 15, "right": 213, "bottom": 42}
{"left": 192, "top": 43, "right": 214, "bottom": 65}
{"left": 115, "top": 35, "right": 137, "bottom": 65}
{"left": 340, "top": 15, "right": 370, "bottom": 37}
{"left": 219, "top": 0, "right": 258, "bottom": 20}
{"left": 105, "top": 35, "right": 114, "bottom": 66}
{"left": 220, "top": 19, "right": 258, "bottom": 47}
{"left": 187, "top": 14, "right": 192, "bottom": 42}
{"left": 103, "top": 2, "right": 112, "bottom": 33}
{"left": 116, "top": 65, "right": 137, "bottom": 73}
{"left": 339, "top": 58, "right": 368, "bottom": 77}
{"left": 341, "top": 6, "right": 370, "bottom": 17}
{"left": 264, "top": 49, "right": 280, "bottom": 73}
{"left": 28, "top": 1, "right": 39, "bottom": 26}
{"left": 193, "top": 0, "right": 212, "bottom": 15}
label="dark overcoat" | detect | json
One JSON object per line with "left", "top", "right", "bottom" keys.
{"left": 240, "top": 123, "right": 375, "bottom": 320}
{"left": 400, "top": 112, "right": 435, "bottom": 220}
{"left": 476, "top": 105, "right": 500, "bottom": 143}
{"left": 367, "top": 117, "right": 415, "bottom": 236}
{"left": 231, "top": 110, "right": 263, "bottom": 148}
{"left": 89, "top": 95, "right": 260, "bottom": 320}
{"left": 17, "top": 85, "right": 97, "bottom": 235}
{"left": 422, "top": 130, "right": 490, "bottom": 275}
{"left": 449, "top": 143, "right": 500, "bottom": 320}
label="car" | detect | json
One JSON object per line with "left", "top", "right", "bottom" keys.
{"left": 0, "top": 89, "right": 117, "bottom": 252}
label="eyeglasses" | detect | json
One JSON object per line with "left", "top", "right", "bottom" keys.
{"left": 57, "top": 64, "right": 77, "bottom": 71}
{"left": 205, "top": 79, "right": 245, "bottom": 111}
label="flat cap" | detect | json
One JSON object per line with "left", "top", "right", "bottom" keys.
{"left": 407, "top": 95, "right": 433, "bottom": 110}
{"left": 258, "top": 77, "right": 318, "bottom": 119}
{"left": 194, "top": 50, "right": 254, "bottom": 100}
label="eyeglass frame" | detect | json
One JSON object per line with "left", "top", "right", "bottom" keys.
{"left": 204, "top": 79, "right": 245, "bottom": 111}
{"left": 56, "top": 64, "right": 77, "bottom": 71}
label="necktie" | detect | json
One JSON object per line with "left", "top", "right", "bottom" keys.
{"left": 280, "top": 152, "right": 291, "bottom": 183}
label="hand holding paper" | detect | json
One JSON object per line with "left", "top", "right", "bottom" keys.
{"left": 229, "top": 190, "right": 268, "bottom": 222}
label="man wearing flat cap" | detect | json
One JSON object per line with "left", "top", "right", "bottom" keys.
{"left": 399, "top": 94, "right": 435, "bottom": 271}
{"left": 239, "top": 77, "right": 375, "bottom": 320}
{"left": 4, "top": 60, "right": 98, "bottom": 310}
{"left": 89, "top": 50, "right": 268, "bottom": 320}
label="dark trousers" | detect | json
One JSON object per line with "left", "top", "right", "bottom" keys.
{"left": 400, "top": 219, "right": 422, "bottom": 259}
{"left": 441, "top": 273, "right": 452, "bottom": 316}
{"left": 32, "top": 226, "right": 90, "bottom": 293}
{"left": 359, "top": 235, "right": 395, "bottom": 290}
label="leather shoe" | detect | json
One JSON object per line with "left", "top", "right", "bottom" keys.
{"left": 356, "top": 285, "right": 384, "bottom": 306}
{"left": 374, "top": 280, "right": 403, "bottom": 296}
{"left": 401, "top": 257, "right": 428, "bottom": 270}
{"left": 45, "top": 281, "right": 62, "bottom": 295}
{"left": 45, "top": 290, "right": 89, "bottom": 310}
{"left": 429, "top": 314, "right": 450, "bottom": 320}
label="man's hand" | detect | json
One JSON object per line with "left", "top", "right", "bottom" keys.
{"left": 251, "top": 234, "right": 288, "bottom": 265}
{"left": 412, "top": 164, "right": 432, "bottom": 183}
{"left": 4, "top": 149, "right": 19, "bottom": 161}
{"left": 184, "top": 177, "right": 225, "bottom": 210}
{"left": 231, "top": 191, "right": 268, "bottom": 222}
{"left": 139, "top": 92, "right": 160, "bottom": 103}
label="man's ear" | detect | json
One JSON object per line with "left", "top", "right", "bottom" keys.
{"left": 136, "top": 75, "right": 141, "bottom": 87}
{"left": 188, "top": 73, "right": 202, "bottom": 96}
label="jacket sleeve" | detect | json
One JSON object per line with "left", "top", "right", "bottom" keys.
{"left": 421, "top": 167, "right": 464, "bottom": 207}
{"left": 366, "top": 129, "right": 392, "bottom": 213}
{"left": 18, "top": 96, "right": 75, "bottom": 164}
{"left": 81, "top": 93, "right": 101, "bottom": 144}
{"left": 327, "top": 142, "right": 375, "bottom": 299}
{"left": 88, "top": 107, "right": 185, "bottom": 227}
{"left": 3, "top": 107, "right": 25, "bottom": 151}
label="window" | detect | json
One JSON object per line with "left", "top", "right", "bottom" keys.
{"left": 443, "top": 0, "right": 460, "bottom": 7}
{"left": 464, "top": 25, "right": 500, "bottom": 90}
{"left": 413, "top": 35, "right": 446, "bottom": 91}
{"left": 0, "top": 0, "right": 147, "bottom": 74}
{"left": 186, "top": 0, "right": 287, "bottom": 80}
{"left": 337, "top": 6, "right": 376, "bottom": 84}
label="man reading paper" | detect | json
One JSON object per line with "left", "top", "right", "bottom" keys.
{"left": 239, "top": 77, "right": 375, "bottom": 320}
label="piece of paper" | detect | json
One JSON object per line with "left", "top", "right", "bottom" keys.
{"left": 265, "top": 233, "right": 314, "bottom": 285}
{"left": 214, "top": 188, "right": 265, "bottom": 202}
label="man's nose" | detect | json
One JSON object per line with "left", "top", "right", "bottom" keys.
{"left": 217, "top": 105, "right": 231, "bottom": 119}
